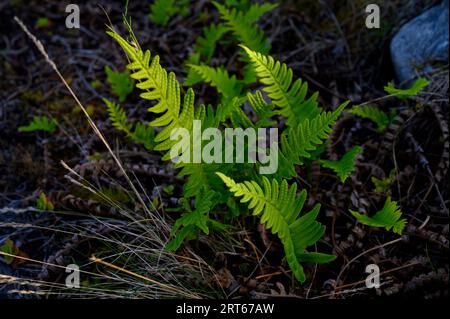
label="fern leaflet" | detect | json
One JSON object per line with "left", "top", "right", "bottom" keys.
{"left": 188, "top": 64, "right": 242, "bottom": 101}
{"left": 105, "top": 66, "right": 134, "bottom": 102}
{"left": 107, "top": 30, "right": 195, "bottom": 156}
{"left": 213, "top": 2, "right": 271, "bottom": 54}
{"left": 277, "top": 103, "right": 347, "bottom": 179}
{"left": 384, "top": 77, "right": 429, "bottom": 99}
{"left": 350, "top": 197, "right": 407, "bottom": 235}
{"left": 18, "top": 115, "right": 57, "bottom": 134}
{"left": 217, "top": 172, "right": 335, "bottom": 283}
{"left": 241, "top": 45, "right": 321, "bottom": 125}
{"left": 348, "top": 105, "right": 390, "bottom": 132}
{"left": 320, "top": 146, "right": 362, "bottom": 183}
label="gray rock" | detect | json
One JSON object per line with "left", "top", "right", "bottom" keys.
{"left": 390, "top": 0, "right": 449, "bottom": 83}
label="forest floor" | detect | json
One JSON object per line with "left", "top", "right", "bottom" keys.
{"left": 0, "top": 0, "right": 448, "bottom": 299}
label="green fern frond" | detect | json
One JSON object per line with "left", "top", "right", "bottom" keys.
{"left": 348, "top": 105, "right": 390, "bottom": 132}
{"left": 247, "top": 90, "right": 276, "bottom": 127}
{"left": 350, "top": 197, "right": 407, "bottom": 235}
{"left": 241, "top": 45, "right": 321, "bottom": 125}
{"left": 215, "top": 96, "right": 254, "bottom": 128}
{"left": 149, "top": 0, "right": 177, "bottom": 26}
{"left": 277, "top": 103, "right": 347, "bottom": 179}
{"left": 244, "top": 2, "right": 278, "bottom": 24}
{"left": 384, "top": 77, "right": 429, "bottom": 99}
{"left": 104, "top": 66, "right": 134, "bottom": 102}
{"left": 213, "top": 2, "right": 271, "bottom": 54}
{"left": 103, "top": 98, "right": 132, "bottom": 134}
{"left": 104, "top": 99, "right": 155, "bottom": 150}
{"left": 107, "top": 30, "right": 195, "bottom": 155}
{"left": 188, "top": 64, "right": 242, "bottom": 101}
{"left": 195, "top": 23, "right": 229, "bottom": 61}
{"left": 320, "top": 146, "right": 362, "bottom": 183}
{"left": 216, "top": 172, "right": 335, "bottom": 283}
{"left": 18, "top": 115, "right": 57, "bottom": 134}
{"left": 166, "top": 189, "right": 220, "bottom": 251}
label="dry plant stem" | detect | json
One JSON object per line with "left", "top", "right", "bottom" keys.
{"left": 13, "top": 17, "right": 155, "bottom": 224}
{"left": 0, "top": 250, "right": 201, "bottom": 299}
{"left": 89, "top": 255, "right": 201, "bottom": 299}
{"left": 335, "top": 236, "right": 405, "bottom": 288}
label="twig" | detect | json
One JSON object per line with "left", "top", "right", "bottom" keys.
{"left": 89, "top": 255, "right": 201, "bottom": 299}
{"left": 335, "top": 236, "right": 405, "bottom": 287}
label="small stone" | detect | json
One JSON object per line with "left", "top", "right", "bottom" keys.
{"left": 390, "top": 0, "right": 449, "bottom": 83}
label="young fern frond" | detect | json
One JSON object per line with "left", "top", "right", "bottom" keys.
{"left": 371, "top": 169, "right": 396, "bottom": 193}
{"left": 350, "top": 197, "right": 407, "bottom": 235}
{"left": 320, "top": 146, "right": 362, "bottom": 183}
{"left": 384, "top": 77, "right": 429, "bottom": 99}
{"left": 18, "top": 115, "right": 57, "bottom": 134}
{"left": 107, "top": 30, "right": 195, "bottom": 156}
{"left": 213, "top": 2, "right": 271, "bottom": 54}
{"left": 277, "top": 103, "right": 347, "bottom": 179}
{"left": 166, "top": 189, "right": 217, "bottom": 251}
{"left": 241, "top": 45, "right": 321, "bottom": 126}
{"left": 104, "top": 99, "right": 156, "bottom": 150}
{"left": 348, "top": 105, "right": 390, "bottom": 132}
{"left": 216, "top": 172, "right": 335, "bottom": 283}
{"left": 103, "top": 98, "right": 132, "bottom": 134}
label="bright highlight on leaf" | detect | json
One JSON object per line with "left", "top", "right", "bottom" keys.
{"left": 217, "top": 172, "right": 336, "bottom": 283}
{"left": 350, "top": 197, "right": 407, "bottom": 235}
{"left": 320, "top": 146, "right": 362, "bottom": 183}
{"left": 107, "top": 30, "right": 195, "bottom": 155}
{"left": 384, "top": 77, "right": 429, "bottom": 99}
{"left": 18, "top": 115, "right": 57, "bottom": 134}
{"left": 241, "top": 45, "right": 321, "bottom": 126}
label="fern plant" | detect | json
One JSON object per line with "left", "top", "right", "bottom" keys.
{"left": 107, "top": 25, "right": 349, "bottom": 283}
{"left": 320, "top": 146, "right": 362, "bottom": 183}
{"left": 18, "top": 115, "right": 57, "bottom": 134}
{"left": 350, "top": 197, "right": 406, "bottom": 235}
